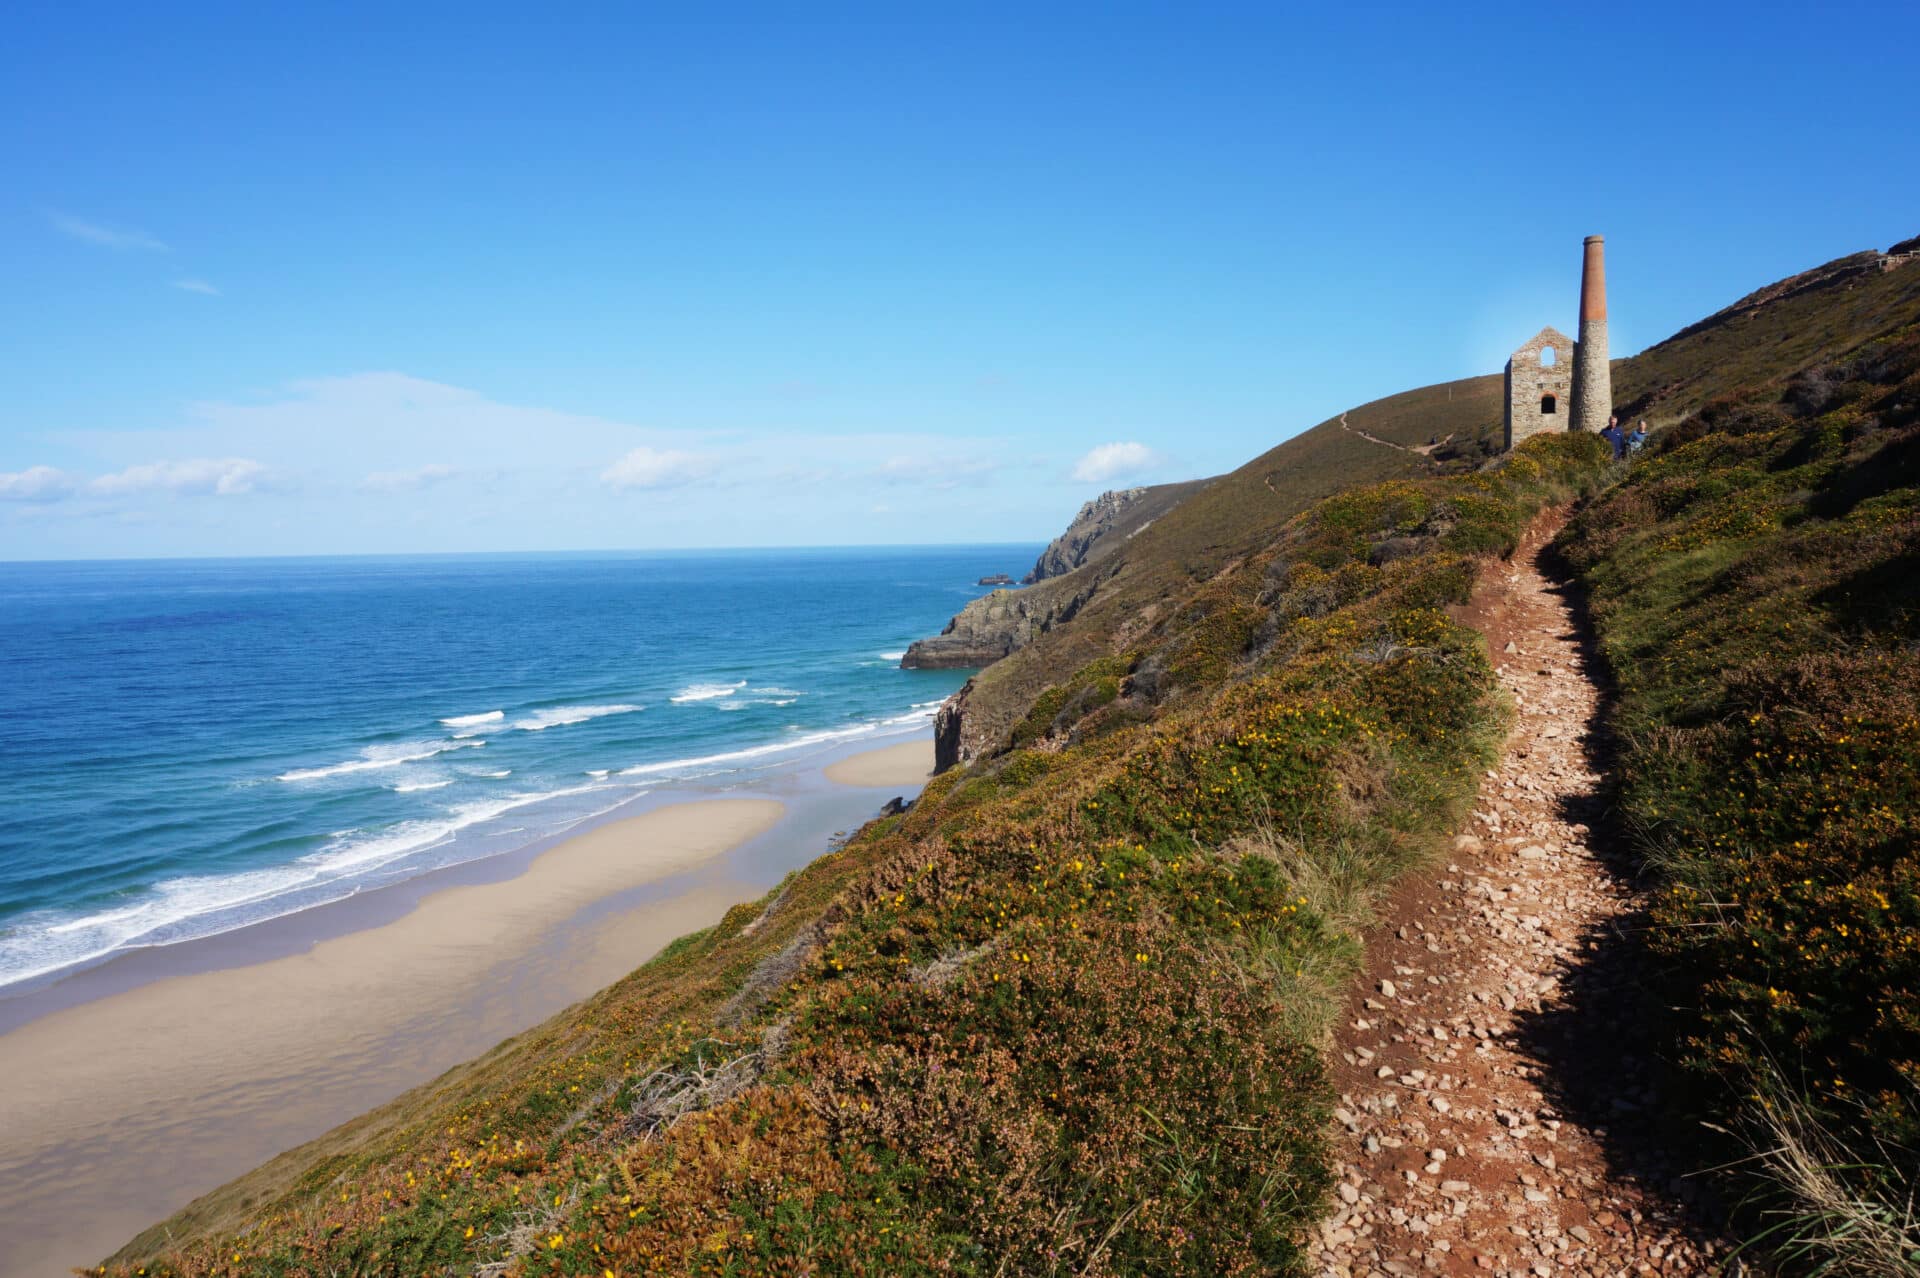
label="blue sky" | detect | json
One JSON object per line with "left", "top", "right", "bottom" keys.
{"left": 4, "top": 2, "right": 1916, "bottom": 559}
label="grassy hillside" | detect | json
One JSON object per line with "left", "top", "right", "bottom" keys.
{"left": 1614, "top": 250, "right": 1920, "bottom": 425}
{"left": 937, "top": 371, "right": 1505, "bottom": 761}
{"left": 1021, "top": 477, "right": 1214, "bottom": 584}
{"left": 1559, "top": 313, "right": 1920, "bottom": 1270}
{"left": 939, "top": 249, "right": 1920, "bottom": 771}
{"left": 103, "top": 431, "right": 1610, "bottom": 1275}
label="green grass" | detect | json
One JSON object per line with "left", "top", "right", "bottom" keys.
{"left": 1559, "top": 318, "right": 1920, "bottom": 1271}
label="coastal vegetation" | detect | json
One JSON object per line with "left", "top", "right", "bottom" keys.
{"left": 102, "top": 243, "right": 1920, "bottom": 1275}
{"left": 1560, "top": 320, "right": 1920, "bottom": 1271}
{"left": 104, "top": 436, "right": 1610, "bottom": 1274}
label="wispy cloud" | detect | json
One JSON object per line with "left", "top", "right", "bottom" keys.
{"left": 48, "top": 212, "right": 169, "bottom": 252}
{"left": 90, "top": 458, "right": 268, "bottom": 497}
{"left": 871, "top": 454, "right": 1002, "bottom": 489}
{"left": 0, "top": 466, "right": 80, "bottom": 502}
{"left": 601, "top": 446, "right": 720, "bottom": 491}
{"left": 363, "top": 463, "right": 458, "bottom": 492}
{"left": 171, "top": 277, "right": 220, "bottom": 295}
{"left": 1070, "top": 441, "right": 1161, "bottom": 484}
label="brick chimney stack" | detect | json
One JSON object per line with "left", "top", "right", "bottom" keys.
{"left": 1572, "top": 235, "right": 1612, "bottom": 434}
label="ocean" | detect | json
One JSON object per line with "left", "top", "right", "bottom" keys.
{"left": 0, "top": 546, "right": 1029, "bottom": 995}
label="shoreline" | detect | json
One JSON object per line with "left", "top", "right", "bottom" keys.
{"left": 823, "top": 737, "right": 937, "bottom": 788}
{"left": 0, "top": 734, "right": 935, "bottom": 1278}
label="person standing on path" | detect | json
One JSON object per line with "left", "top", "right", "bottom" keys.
{"left": 1601, "top": 415, "right": 1627, "bottom": 460}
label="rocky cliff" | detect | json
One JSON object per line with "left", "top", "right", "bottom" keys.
{"left": 899, "top": 479, "right": 1208, "bottom": 677}
{"left": 1023, "top": 479, "right": 1209, "bottom": 583}
{"left": 899, "top": 562, "right": 1113, "bottom": 673}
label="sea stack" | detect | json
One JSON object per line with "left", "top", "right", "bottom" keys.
{"left": 1572, "top": 234, "right": 1611, "bottom": 433}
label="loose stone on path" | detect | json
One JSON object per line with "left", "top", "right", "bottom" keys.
{"left": 1313, "top": 510, "right": 1721, "bottom": 1278}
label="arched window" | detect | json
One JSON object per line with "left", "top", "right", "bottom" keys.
{"left": 1539, "top": 345, "right": 1557, "bottom": 366}
{"left": 1541, "top": 393, "right": 1558, "bottom": 415}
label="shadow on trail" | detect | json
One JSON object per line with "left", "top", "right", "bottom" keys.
{"left": 1505, "top": 534, "right": 1735, "bottom": 1243}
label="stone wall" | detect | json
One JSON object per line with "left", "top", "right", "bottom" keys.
{"left": 1503, "top": 326, "right": 1575, "bottom": 449}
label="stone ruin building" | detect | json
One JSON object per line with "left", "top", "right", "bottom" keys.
{"left": 1503, "top": 325, "right": 1575, "bottom": 448}
{"left": 1505, "top": 235, "right": 1612, "bottom": 449}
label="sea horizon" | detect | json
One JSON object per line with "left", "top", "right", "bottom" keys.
{"left": 0, "top": 538, "right": 1048, "bottom": 567}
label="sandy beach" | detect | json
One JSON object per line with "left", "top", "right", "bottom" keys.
{"left": 0, "top": 735, "right": 947, "bottom": 1278}
{"left": 824, "top": 736, "right": 935, "bottom": 787}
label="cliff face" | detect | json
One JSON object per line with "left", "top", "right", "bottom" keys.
{"left": 1023, "top": 480, "right": 1208, "bottom": 583}
{"left": 900, "top": 564, "right": 1112, "bottom": 673}
{"left": 900, "top": 479, "right": 1211, "bottom": 678}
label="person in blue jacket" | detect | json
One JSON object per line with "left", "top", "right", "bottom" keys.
{"left": 1600, "top": 416, "right": 1627, "bottom": 460}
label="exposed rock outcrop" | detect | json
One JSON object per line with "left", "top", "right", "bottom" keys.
{"left": 901, "top": 568, "right": 1108, "bottom": 671}
{"left": 903, "top": 479, "right": 1209, "bottom": 678}
{"left": 1023, "top": 479, "right": 1209, "bottom": 583}
{"left": 931, "top": 683, "right": 971, "bottom": 773}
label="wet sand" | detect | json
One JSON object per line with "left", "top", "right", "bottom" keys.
{"left": 0, "top": 799, "right": 781, "bottom": 1277}
{"left": 823, "top": 737, "right": 935, "bottom": 787}
{"left": 0, "top": 734, "right": 937, "bottom": 1276}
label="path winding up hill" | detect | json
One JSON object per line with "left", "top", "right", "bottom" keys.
{"left": 1317, "top": 513, "right": 1723, "bottom": 1277}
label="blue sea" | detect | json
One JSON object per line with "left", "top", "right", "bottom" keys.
{"left": 0, "top": 547, "right": 1028, "bottom": 994}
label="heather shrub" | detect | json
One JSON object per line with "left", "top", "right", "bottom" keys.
{"left": 1560, "top": 329, "right": 1920, "bottom": 1262}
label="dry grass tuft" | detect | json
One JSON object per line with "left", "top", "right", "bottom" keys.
{"left": 1730, "top": 1079, "right": 1920, "bottom": 1277}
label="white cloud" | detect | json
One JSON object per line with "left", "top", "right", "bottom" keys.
{"left": 0, "top": 466, "right": 79, "bottom": 502}
{"left": 171, "top": 278, "right": 220, "bottom": 295}
{"left": 872, "top": 454, "right": 1002, "bottom": 488}
{"left": 48, "top": 212, "right": 169, "bottom": 252}
{"left": 601, "top": 446, "right": 718, "bottom": 491}
{"left": 89, "top": 458, "right": 268, "bottom": 497}
{"left": 363, "top": 463, "right": 458, "bottom": 492}
{"left": 1070, "top": 441, "right": 1161, "bottom": 484}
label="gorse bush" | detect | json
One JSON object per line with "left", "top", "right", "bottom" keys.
{"left": 1559, "top": 326, "right": 1920, "bottom": 1260}
{"left": 104, "top": 433, "right": 1607, "bottom": 1277}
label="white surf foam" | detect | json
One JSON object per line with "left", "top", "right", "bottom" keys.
{"left": 670, "top": 680, "right": 747, "bottom": 703}
{"left": 439, "top": 709, "right": 504, "bottom": 736}
{"left": 277, "top": 739, "right": 481, "bottom": 783}
{"left": 390, "top": 779, "right": 452, "bottom": 793}
{"left": 0, "top": 779, "right": 629, "bottom": 990}
{"left": 619, "top": 721, "right": 885, "bottom": 778}
{"left": 511, "top": 704, "right": 642, "bottom": 732}
{"left": 879, "top": 650, "right": 906, "bottom": 660}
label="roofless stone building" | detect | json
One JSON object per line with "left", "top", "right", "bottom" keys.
{"left": 1503, "top": 325, "right": 1574, "bottom": 448}
{"left": 1504, "top": 235, "right": 1612, "bottom": 449}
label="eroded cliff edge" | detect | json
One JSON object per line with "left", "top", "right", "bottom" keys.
{"left": 898, "top": 565, "right": 1115, "bottom": 672}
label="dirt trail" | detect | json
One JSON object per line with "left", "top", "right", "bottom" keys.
{"left": 1336, "top": 410, "right": 1447, "bottom": 458}
{"left": 1314, "top": 511, "right": 1726, "bottom": 1277}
